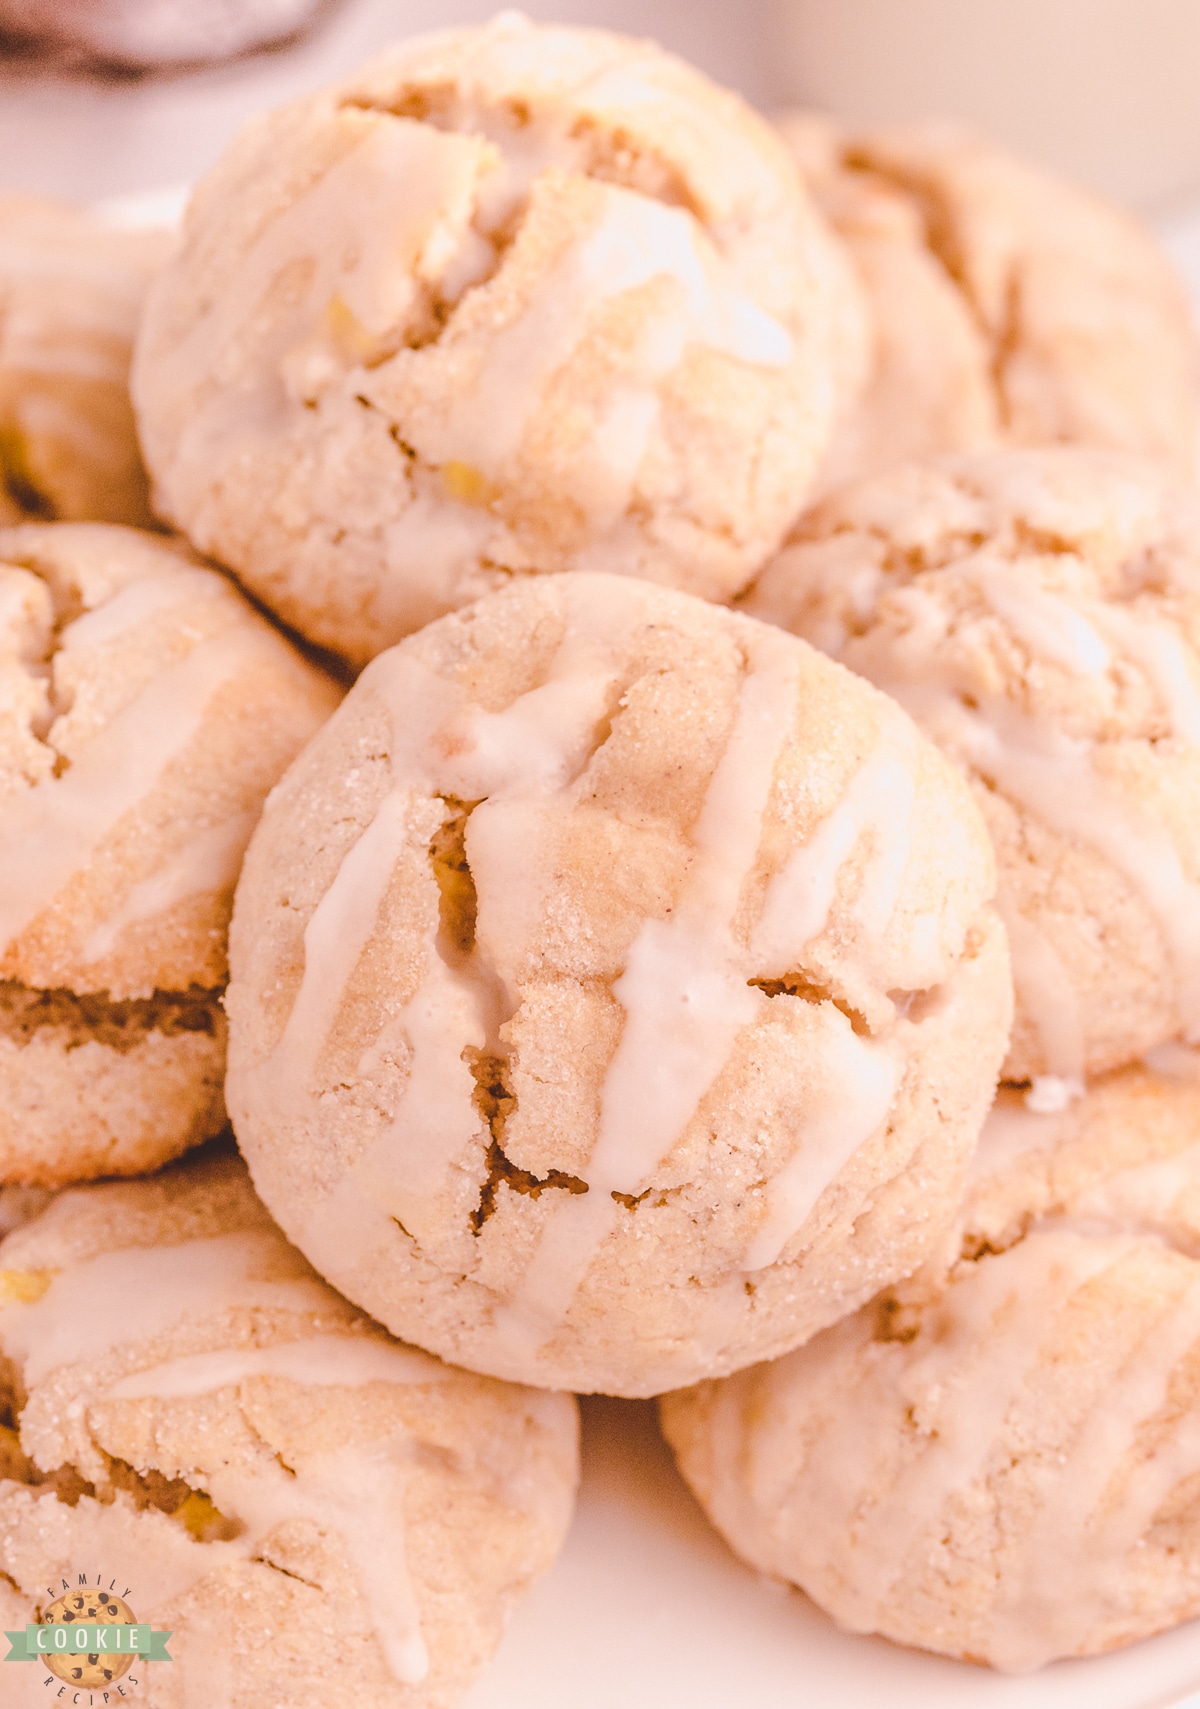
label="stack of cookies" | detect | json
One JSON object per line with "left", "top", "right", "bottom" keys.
{"left": 3, "top": 14, "right": 1200, "bottom": 1700}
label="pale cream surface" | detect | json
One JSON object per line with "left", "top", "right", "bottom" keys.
{"left": 663, "top": 1065, "right": 1200, "bottom": 1671}
{"left": 746, "top": 447, "right": 1200, "bottom": 1082}
{"left": 0, "top": 1152, "right": 579, "bottom": 1708}
{"left": 778, "top": 116, "right": 1199, "bottom": 494}
{"left": 133, "top": 15, "right": 860, "bottom": 666}
{"left": 228, "top": 572, "right": 1009, "bottom": 1396}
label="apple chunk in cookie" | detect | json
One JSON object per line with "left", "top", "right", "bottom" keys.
{"left": 226, "top": 572, "right": 1010, "bottom": 1397}
{"left": 747, "top": 447, "right": 1200, "bottom": 1085}
{"left": 0, "top": 1148, "right": 578, "bottom": 1709}
{"left": 663, "top": 1065, "right": 1200, "bottom": 1670}
{"left": 0, "top": 522, "right": 340, "bottom": 1185}
{"left": 133, "top": 14, "right": 862, "bottom": 667}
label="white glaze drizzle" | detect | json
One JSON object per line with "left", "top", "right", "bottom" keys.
{"left": 244, "top": 588, "right": 920, "bottom": 1372}
{"left": 833, "top": 569, "right": 1200, "bottom": 1059}
{"left": 0, "top": 1233, "right": 331, "bottom": 1387}
{"left": 107, "top": 1335, "right": 445, "bottom": 1399}
{"left": 750, "top": 743, "right": 915, "bottom": 969}
{"left": 250, "top": 590, "right": 626, "bottom": 1279}
{"left": 993, "top": 895, "right": 1085, "bottom": 1083}
{"left": 0, "top": 1232, "right": 434, "bottom": 1686}
{"left": 742, "top": 1019, "right": 898, "bottom": 1271}
{"left": 967, "top": 561, "right": 1112, "bottom": 677}
{"left": 986, "top": 1268, "right": 1200, "bottom": 1671}
{"left": 0, "top": 626, "right": 272, "bottom": 955}
{"left": 489, "top": 628, "right": 800, "bottom": 1360}
{"left": 860, "top": 659, "right": 1200, "bottom": 1045}
{"left": 82, "top": 812, "right": 258, "bottom": 964}
{"left": 204, "top": 1431, "right": 428, "bottom": 1684}
{"left": 55, "top": 564, "right": 225, "bottom": 655}
{"left": 411, "top": 184, "right": 794, "bottom": 523}
{"left": 733, "top": 1230, "right": 1133, "bottom": 1638}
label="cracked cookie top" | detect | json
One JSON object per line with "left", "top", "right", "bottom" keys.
{"left": 226, "top": 571, "right": 1010, "bottom": 1395}
{"left": 746, "top": 446, "right": 1200, "bottom": 1083}
{"left": 0, "top": 1146, "right": 577, "bottom": 1709}
{"left": 778, "top": 117, "right": 1199, "bottom": 492}
{"left": 0, "top": 196, "right": 171, "bottom": 529}
{"left": 0, "top": 521, "right": 340, "bottom": 1002}
{"left": 132, "top": 14, "right": 862, "bottom": 667}
{"left": 662, "top": 1060, "right": 1200, "bottom": 1671}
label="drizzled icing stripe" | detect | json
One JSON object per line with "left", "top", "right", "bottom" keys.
{"left": 0, "top": 626, "right": 275, "bottom": 956}
{"left": 490, "top": 626, "right": 802, "bottom": 1362}
{"left": 845, "top": 575, "right": 1200, "bottom": 1064}
{"left": 986, "top": 1267, "right": 1200, "bottom": 1671}
{"left": 0, "top": 1232, "right": 434, "bottom": 1687}
{"left": 245, "top": 589, "right": 913, "bottom": 1374}
{"left": 247, "top": 589, "right": 629, "bottom": 1272}
{"left": 993, "top": 898, "right": 1085, "bottom": 1083}
{"left": 82, "top": 811, "right": 258, "bottom": 965}
{"left": 731, "top": 1230, "right": 1134, "bottom": 1638}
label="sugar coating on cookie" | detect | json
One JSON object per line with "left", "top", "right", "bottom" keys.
{"left": 0, "top": 1148, "right": 578, "bottom": 1708}
{"left": 746, "top": 447, "right": 1200, "bottom": 1083}
{"left": 0, "top": 197, "right": 171, "bottom": 528}
{"left": 663, "top": 1063, "right": 1200, "bottom": 1670}
{"left": 226, "top": 572, "right": 1010, "bottom": 1396}
{"left": 133, "top": 15, "right": 861, "bottom": 667}
{"left": 777, "top": 117, "right": 1199, "bottom": 492}
{"left": 0, "top": 522, "right": 340, "bottom": 1184}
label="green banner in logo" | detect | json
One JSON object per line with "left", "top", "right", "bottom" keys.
{"left": 4, "top": 1625, "right": 172, "bottom": 1661}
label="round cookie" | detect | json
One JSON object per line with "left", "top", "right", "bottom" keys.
{"left": 133, "top": 15, "right": 862, "bottom": 668}
{"left": 0, "top": 521, "right": 339, "bottom": 1185}
{"left": 0, "top": 1146, "right": 578, "bottom": 1709}
{"left": 663, "top": 1064, "right": 1200, "bottom": 1671}
{"left": 777, "top": 116, "right": 1199, "bottom": 492}
{"left": 0, "top": 196, "right": 171, "bottom": 527}
{"left": 226, "top": 571, "right": 1011, "bottom": 1397}
{"left": 745, "top": 447, "right": 1200, "bottom": 1085}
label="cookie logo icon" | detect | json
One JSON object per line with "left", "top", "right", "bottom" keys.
{"left": 4, "top": 1572, "right": 172, "bottom": 1694}
{"left": 41, "top": 1588, "right": 137, "bottom": 1688}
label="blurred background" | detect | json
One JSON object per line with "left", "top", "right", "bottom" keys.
{"left": 4, "top": 0, "right": 1200, "bottom": 214}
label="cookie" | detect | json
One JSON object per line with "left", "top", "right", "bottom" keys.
{"left": 0, "top": 196, "right": 171, "bottom": 527}
{"left": 0, "top": 522, "right": 339, "bottom": 1185}
{"left": 745, "top": 447, "right": 1200, "bottom": 1084}
{"left": 225, "top": 571, "right": 1010, "bottom": 1396}
{"left": 0, "top": 1146, "right": 578, "bottom": 1709}
{"left": 777, "top": 117, "right": 1199, "bottom": 491}
{"left": 133, "top": 15, "right": 862, "bottom": 667}
{"left": 663, "top": 1064, "right": 1200, "bottom": 1671}
{"left": 0, "top": 0, "right": 328, "bottom": 67}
